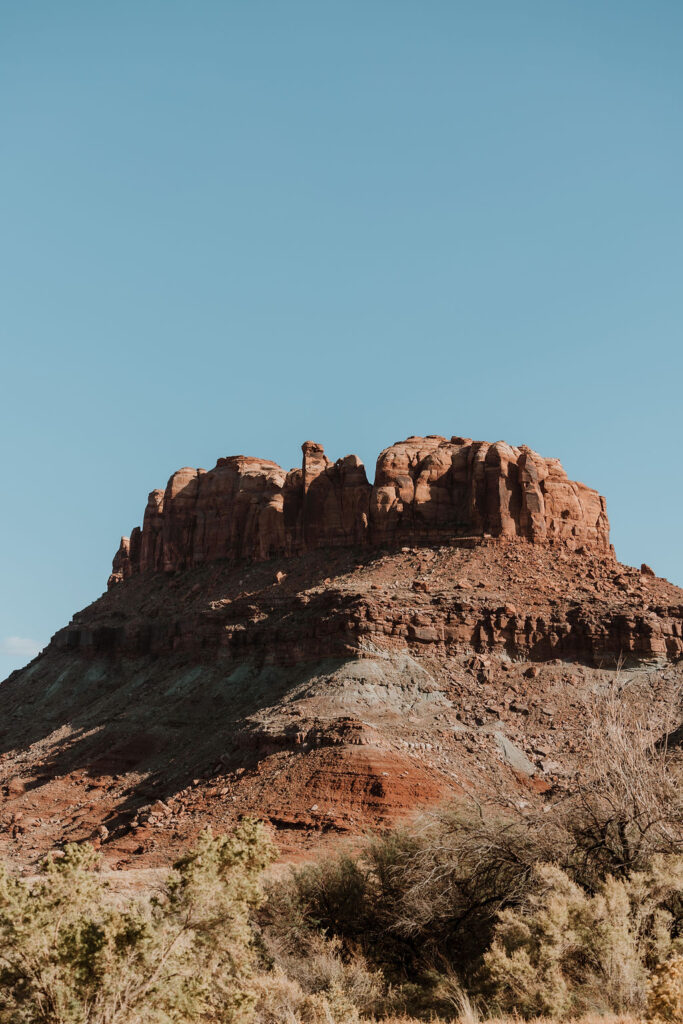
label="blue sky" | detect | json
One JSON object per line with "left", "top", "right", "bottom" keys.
{"left": 2, "top": 1, "right": 682, "bottom": 676}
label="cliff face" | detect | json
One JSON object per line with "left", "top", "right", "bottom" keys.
{"left": 109, "top": 435, "right": 611, "bottom": 585}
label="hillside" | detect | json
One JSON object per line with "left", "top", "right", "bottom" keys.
{"left": 1, "top": 434, "right": 681, "bottom": 869}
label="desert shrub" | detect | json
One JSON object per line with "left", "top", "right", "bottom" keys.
{"left": 285, "top": 851, "right": 373, "bottom": 941}
{"left": 265, "top": 807, "right": 572, "bottom": 983}
{"left": 251, "top": 970, "right": 308, "bottom": 1024}
{"left": 481, "top": 856, "right": 683, "bottom": 1019}
{"left": 366, "top": 807, "right": 569, "bottom": 970}
{"left": 648, "top": 953, "right": 683, "bottom": 1021}
{"left": 0, "top": 819, "right": 276, "bottom": 1024}
{"left": 259, "top": 928, "right": 383, "bottom": 1019}
{"left": 251, "top": 970, "right": 362, "bottom": 1024}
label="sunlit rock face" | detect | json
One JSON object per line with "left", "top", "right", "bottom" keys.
{"left": 108, "top": 433, "right": 610, "bottom": 586}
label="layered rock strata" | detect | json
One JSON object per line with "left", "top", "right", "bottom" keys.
{"left": 109, "top": 435, "right": 611, "bottom": 585}
{"left": 66, "top": 547, "right": 683, "bottom": 667}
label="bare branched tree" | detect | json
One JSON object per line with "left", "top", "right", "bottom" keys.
{"left": 568, "top": 672, "right": 683, "bottom": 879}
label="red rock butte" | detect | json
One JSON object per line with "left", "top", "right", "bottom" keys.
{"left": 5, "top": 430, "right": 682, "bottom": 872}
{"left": 109, "top": 435, "right": 611, "bottom": 585}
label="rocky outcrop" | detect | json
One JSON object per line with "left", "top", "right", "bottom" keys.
{"left": 70, "top": 551, "right": 683, "bottom": 667}
{"left": 108, "top": 435, "right": 611, "bottom": 586}
{"left": 369, "top": 436, "right": 609, "bottom": 550}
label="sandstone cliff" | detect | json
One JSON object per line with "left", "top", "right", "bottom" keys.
{"left": 109, "top": 435, "right": 611, "bottom": 585}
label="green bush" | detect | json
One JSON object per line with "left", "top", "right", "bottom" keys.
{"left": 0, "top": 820, "right": 276, "bottom": 1024}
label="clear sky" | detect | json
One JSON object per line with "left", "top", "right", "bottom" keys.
{"left": 2, "top": 2, "right": 682, "bottom": 677}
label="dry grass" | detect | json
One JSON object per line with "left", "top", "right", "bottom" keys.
{"left": 375, "top": 1017, "right": 642, "bottom": 1024}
